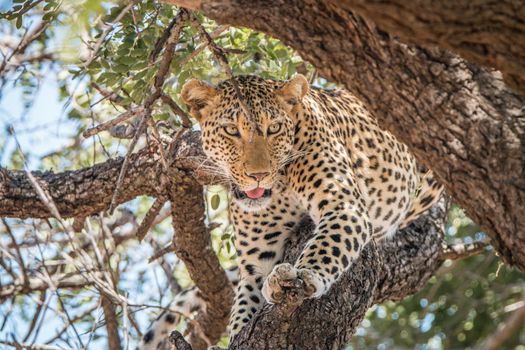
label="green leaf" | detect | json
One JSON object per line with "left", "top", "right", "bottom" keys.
{"left": 15, "top": 15, "right": 22, "bottom": 29}
{"left": 211, "top": 194, "right": 220, "bottom": 210}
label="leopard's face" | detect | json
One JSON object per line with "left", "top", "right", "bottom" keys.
{"left": 200, "top": 99, "right": 295, "bottom": 210}
{"left": 181, "top": 75, "right": 309, "bottom": 211}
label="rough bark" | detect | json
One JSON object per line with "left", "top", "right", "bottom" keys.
{"left": 189, "top": 0, "right": 525, "bottom": 272}
{"left": 335, "top": 0, "right": 525, "bottom": 96}
{"left": 102, "top": 296, "right": 123, "bottom": 350}
{"left": 0, "top": 132, "right": 208, "bottom": 219}
{"left": 168, "top": 167, "right": 234, "bottom": 350}
{"left": 0, "top": 149, "right": 162, "bottom": 219}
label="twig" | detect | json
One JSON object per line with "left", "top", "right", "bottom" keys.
{"left": 476, "top": 294, "right": 525, "bottom": 350}
{"left": 148, "top": 242, "right": 175, "bottom": 263}
{"left": 0, "top": 341, "right": 73, "bottom": 350}
{"left": 178, "top": 25, "right": 229, "bottom": 67}
{"left": 21, "top": 291, "right": 46, "bottom": 343}
{"left": 82, "top": 106, "right": 145, "bottom": 138}
{"left": 160, "top": 93, "right": 192, "bottom": 128}
{"left": 441, "top": 239, "right": 490, "bottom": 260}
{"left": 2, "top": 219, "right": 29, "bottom": 289}
{"left": 84, "top": 2, "right": 135, "bottom": 68}
{"left": 91, "top": 82, "right": 124, "bottom": 104}
{"left": 0, "top": 20, "right": 48, "bottom": 75}
{"left": 108, "top": 9, "right": 189, "bottom": 214}
{"left": 136, "top": 196, "right": 168, "bottom": 241}
{"left": 0, "top": 272, "right": 103, "bottom": 299}
{"left": 169, "top": 331, "right": 193, "bottom": 350}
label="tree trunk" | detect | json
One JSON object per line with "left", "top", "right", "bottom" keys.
{"left": 184, "top": 0, "right": 525, "bottom": 271}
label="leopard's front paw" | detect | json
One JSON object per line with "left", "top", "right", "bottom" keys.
{"left": 262, "top": 263, "right": 325, "bottom": 305}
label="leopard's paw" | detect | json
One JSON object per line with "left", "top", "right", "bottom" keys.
{"left": 262, "top": 263, "right": 325, "bottom": 305}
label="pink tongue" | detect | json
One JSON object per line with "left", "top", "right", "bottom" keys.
{"left": 245, "top": 187, "right": 265, "bottom": 199}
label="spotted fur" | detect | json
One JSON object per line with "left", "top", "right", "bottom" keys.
{"left": 150, "top": 74, "right": 443, "bottom": 345}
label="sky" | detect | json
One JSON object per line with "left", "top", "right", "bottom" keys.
{"left": 0, "top": 73, "right": 78, "bottom": 170}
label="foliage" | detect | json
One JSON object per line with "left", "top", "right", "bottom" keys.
{"left": 0, "top": 1, "right": 523, "bottom": 349}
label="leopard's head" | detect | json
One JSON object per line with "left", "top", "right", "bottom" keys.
{"left": 181, "top": 75, "right": 309, "bottom": 211}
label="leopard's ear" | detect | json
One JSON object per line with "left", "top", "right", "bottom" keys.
{"left": 181, "top": 79, "right": 218, "bottom": 122}
{"left": 276, "top": 74, "right": 309, "bottom": 113}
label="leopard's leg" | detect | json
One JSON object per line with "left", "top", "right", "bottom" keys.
{"left": 228, "top": 191, "right": 305, "bottom": 341}
{"left": 263, "top": 152, "right": 372, "bottom": 304}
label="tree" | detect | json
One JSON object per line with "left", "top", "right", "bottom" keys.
{"left": 0, "top": 1, "right": 523, "bottom": 350}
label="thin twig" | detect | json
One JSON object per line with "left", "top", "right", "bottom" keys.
{"left": 178, "top": 25, "right": 229, "bottom": 67}
{"left": 441, "top": 239, "right": 490, "bottom": 260}
{"left": 136, "top": 196, "right": 168, "bottom": 241}
{"left": 84, "top": 2, "right": 135, "bottom": 68}
{"left": 476, "top": 293, "right": 525, "bottom": 350}
{"left": 82, "top": 106, "right": 145, "bottom": 138}
{"left": 160, "top": 93, "right": 192, "bottom": 128}
{"left": 2, "top": 219, "right": 29, "bottom": 289}
{"left": 148, "top": 242, "right": 175, "bottom": 263}
{"left": 91, "top": 82, "right": 124, "bottom": 104}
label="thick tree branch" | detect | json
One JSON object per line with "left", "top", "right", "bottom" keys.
{"left": 188, "top": 0, "right": 525, "bottom": 272}
{"left": 0, "top": 131, "right": 209, "bottom": 219}
{"left": 335, "top": 0, "right": 525, "bottom": 96}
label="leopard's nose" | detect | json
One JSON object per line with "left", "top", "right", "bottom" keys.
{"left": 246, "top": 172, "right": 270, "bottom": 181}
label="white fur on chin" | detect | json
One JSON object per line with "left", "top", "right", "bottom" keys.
{"left": 234, "top": 196, "right": 272, "bottom": 212}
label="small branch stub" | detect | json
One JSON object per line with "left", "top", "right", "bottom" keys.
{"left": 170, "top": 331, "right": 193, "bottom": 350}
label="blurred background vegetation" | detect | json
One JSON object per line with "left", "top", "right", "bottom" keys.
{"left": 0, "top": 0, "right": 523, "bottom": 349}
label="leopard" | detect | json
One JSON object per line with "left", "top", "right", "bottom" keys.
{"left": 139, "top": 74, "right": 443, "bottom": 348}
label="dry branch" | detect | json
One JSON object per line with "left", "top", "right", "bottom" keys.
{"left": 83, "top": 107, "right": 145, "bottom": 138}
{"left": 108, "top": 9, "right": 190, "bottom": 214}
{"left": 441, "top": 240, "right": 490, "bottom": 261}
{"left": 0, "top": 272, "right": 104, "bottom": 299}
{"left": 101, "top": 295, "right": 123, "bottom": 350}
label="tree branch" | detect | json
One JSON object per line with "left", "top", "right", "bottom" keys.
{"left": 335, "top": 0, "right": 525, "bottom": 95}
{"left": 101, "top": 295, "right": 122, "bottom": 350}
{"left": 477, "top": 296, "right": 525, "bottom": 350}
{"left": 0, "top": 131, "right": 210, "bottom": 219}
{"left": 166, "top": 202, "right": 448, "bottom": 350}
{"left": 168, "top": 165, "right": 234, "bottom": 349}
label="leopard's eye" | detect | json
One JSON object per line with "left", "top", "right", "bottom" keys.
{"left": 268, "top": 123, "right": 282, "bottom": 135}
{"left": 223, "top": 124, "right": 240, "bottom": 137}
